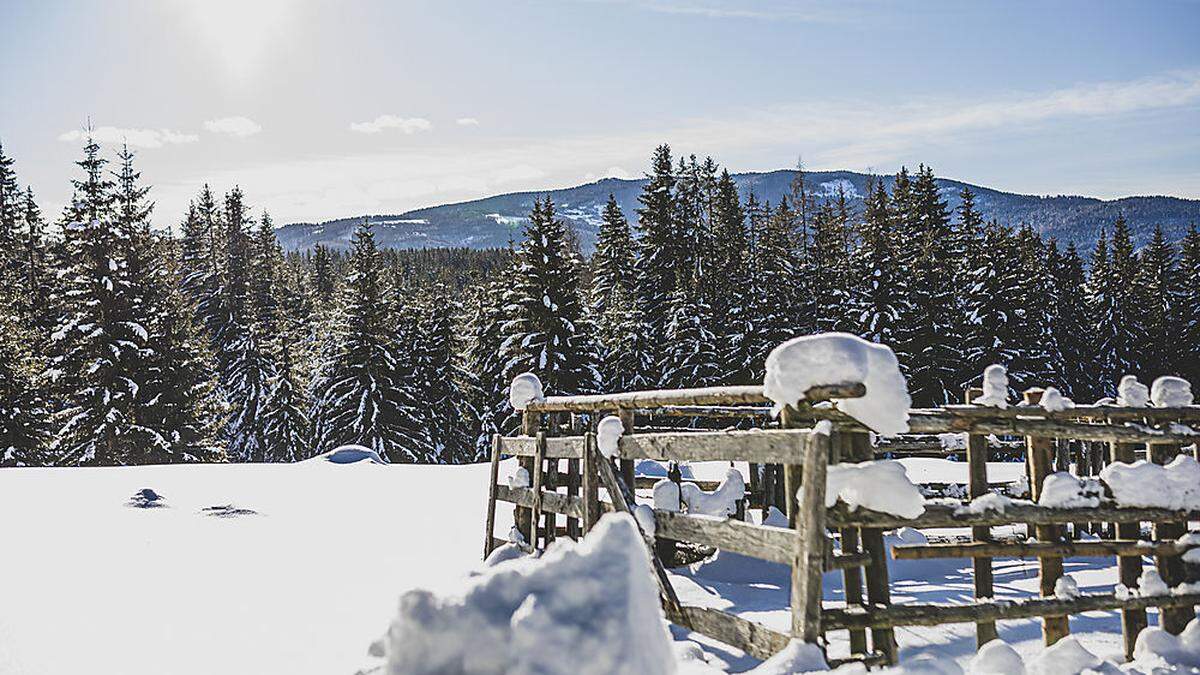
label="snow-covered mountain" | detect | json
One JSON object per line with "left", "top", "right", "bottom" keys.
{"left": 276, "top": 170, "right": 1200, "bottom": 253}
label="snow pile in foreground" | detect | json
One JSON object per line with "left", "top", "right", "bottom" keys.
{"left": 1118, "top": 375, "right": 1150, "bottom": 407}
{"left": 824, "top": 460, "right": 925, "bottom": 519}
{"left": 973, "top": 364, "right": 1009, "bottom": 408}
{"left": 509, "top": 372, "right": 544, "bottom": 411}
{"left": 1133, "top": 620, "right": 1200, "bottom": 668}
{"left": 763, "top": 333, "right": 910, "bottom": 436}
{"left": 307, "top": 444, "right": 386, "bottom": 465}
{"left": 965, "top": 624, "right": 1200, "bottom": 675}
{"left": 1099, "top": 454, "right": 1200, "bottom": 510}
{"left": 746, "top": 640, "right": 827, "bottom": 674}
{"left": 1038, "top": 472, "right": 1102, "bottom": 508}
{"left": 372, "top": 513, "right": 674, "bottom": 675}
{"left": 1152, "top": 376, "right": 1194, "bottom": 407}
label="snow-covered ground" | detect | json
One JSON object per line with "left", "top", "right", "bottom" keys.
{"left": 0, "top": 457, "right": 1193, "bottom": 674}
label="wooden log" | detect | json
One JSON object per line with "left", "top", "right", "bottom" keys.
{"left": 618, "top": 408, "right": 636, "bottom": 505}
{"left": 544, "top": 454, "right": 558, "bottom": 546}
{"left": 566, "top": 456, "right": 580, "bottom": 539}
{"left": 790, "top": 416, "right": 829, "bottom": 647}
{"left": 845, "top": 431, "right": 897, "bottom": 664}
{"left": 827, "top": 501, "right": 1200, "bottom": 529}
{"left": 595, "top": 446, "right": 687, "bottom": 625}
{"left": 655, "top": 405, "right": 774, "bottom": 418}
{"left": 1024, "top": 388, "right": 1068, "bottom": 646}
{"left": 837, "top": 431, "right": 869, "bottom": 657}
{"left": 618, "top": 428, "right": 812, "bottom": 464}
{"left": 653, "top": 510, "right": 795, "bottom": 564}
{"left": 528, "top": 432, "right": 547, "bottom": 547}
{"left": 891, "top": 539, "right": 1200, "bottom": 560}
{"left": 669, "top": 606, "right": 790, "bottom": 662}
{"left": 1150, "top": 441, "right": 1191, "bottom": 634}
{"left": 495, "top": 485, "right": 585, "bottom": 519}
{"left": 582, "top": 432, "right": 600, "bottom": 532}
{"left": 822, "top": 592, "right": 1200, "bottom": 631}
{"left": 965, "top": 386, "right": 998, "bottom": 647}
{"left": 515, "top": 411, "right": 539, "bottom": 545}
{"left": 483, "top": 433, "right": 503, "bottom": 559}
{"left": 498, "top": 435, "right": 585, "bottom": 459}
{"left": 524, "top": 382, "right": 865, "bottom": 413}
{"left": 1111, "top": 440, "right": 1147, "bottom": 660}
{"left": 936, "top": 403, "right": 1200, "bottom": 423}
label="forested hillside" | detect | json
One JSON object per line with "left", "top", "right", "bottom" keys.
{"left": 2, "top": 139, "right": 1199, "bottom": 467}
{"left": 277, "top": 170, "right": 1200, "bottom": 254}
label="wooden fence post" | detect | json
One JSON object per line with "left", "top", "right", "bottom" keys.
{"left": 965, "top": 387, "right": 998, "bottom": 647}
{"left": 1024, "top": 388, "right": 1069, "bottom": 646}
{"left": 791, "top": 414, "right": 828, "bottom": 646}
{"left": 618, "top": 408, "right": 636, "bottom": 501}
{"left": 582, "top": 432, "right": 600, "bottom": 534}
{"left": 853, "top": 431, "right": 898, "bottom": 664}
{"left": 515, "top": 410, "right": 540, "bottom": 545}
{"left": 1110, "top": 439, "right": 1147, "bottom": 659}
{"left": 529, "top": 431, "right": 547, "bottom": 547}
{"left": 837, "top": 431, "right": 868, "bottom": 657}
{"left": 483, "top": 433, "right": 502, "bottom": 558}
{"left": 1150, "top": 440, "right": 1191, "bottom": 634}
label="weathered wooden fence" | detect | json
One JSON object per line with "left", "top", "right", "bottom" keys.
{"left": 482, "top": 381, "right": 1200, "bottom": 666}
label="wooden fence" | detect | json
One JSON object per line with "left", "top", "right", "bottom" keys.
{"left": 482, "top": 382, "right": 1200, "bottom": 666}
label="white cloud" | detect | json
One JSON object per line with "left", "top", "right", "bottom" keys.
{"left": 349, "top": 115, "right": 434, "bottom": 134}
{"left": 456, "top": 117, "right": 480, "bottom": 126}
{"left": 57, "top": 126, "right": 199, "bottom": 149}
{"left": 204, "top": 116, "right": 263, "bottom": 138}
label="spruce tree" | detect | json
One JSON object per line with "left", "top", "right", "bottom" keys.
{"left": 1107, "top": 217, "right": 1142, "bottom": 380}
{"left": 1052, "top": 242, "right": 1093, "bottom": 399}
{"left": 810, "top": 193, "right": 852, "bottom": 333}
{"left": 849, "top": 178, "right": 906, "bottom": 348}
{"left": 591, "top": 194, "right": 642, "bottom": 391}
{"left": 0, "top": 293, "right": 47, "bottom": 466}
{"left": 659, "top": 280, "right": 720, "bottom": 389}
{"left": 632, "top": 145, "right": 678, "bottom": 383}
{"left": 1134, "top": 225, "right": 1178, "bottom": 380}
{"left": 1007, "top": 225, "right": 1054, "bottom": 391}
{"left": 1087, "top": 230, "right": 1119, "bottom": 398}
{"left": 261, "top": 338, "right": 311, "bottom": 462}
{"left": 705, "top": 170, "right": 749, "bottom": 381}
{"left": 961, "top": 222, "right": 1022, "bottom": 387}
{"left": 0, "top": 141, "right": 21, "bottom": 285}
{"left": 1177, "top": 225, "right": 1200, "bottom": 387}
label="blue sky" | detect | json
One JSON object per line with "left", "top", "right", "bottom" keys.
{"left": 1, "top": 0, "right": 1197, "bottom": 224}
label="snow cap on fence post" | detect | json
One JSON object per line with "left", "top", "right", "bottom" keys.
{"left": 1117, "top": 375, "right": 1150, "bottom": 408}
{"left": 596, "top": 415, "right": 625, "bottom": 458}
{"left": 973, "top": 364, "right": 1009, "bottom": 408}
{"left": 1150, "top": 376, "right": 1193, "bottom": 408}
{"left": 509, "top": 372, "right": 544, "bottom": 410}
{"left": 762, "top": 333, "right": 910, "bottom": 435}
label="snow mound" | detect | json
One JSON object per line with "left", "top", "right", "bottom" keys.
{"left": 1117, "top": 375, "right": 1150, "bottom": 407}
{"left": 969, "top": 639, "right": 1025, "bottom": 674}
{"left": 509, "top": 466, "right": 531, "bottom": 489}
{"left": 1137, "top": 568, "right": 1170, "bottom": 597}
{"left": 481, "top": 543, "right": 528, "bottom": 569}
{"left": 1039, "top": 386, "right": 1073, "bottom": 412}
{"left": 374, "top": 513, "right": 674, "bottom": 675}
{"left": 1054, "top": 575, "right": 1080, "bottom": 600}
{"left": 126, "top": 488, "right": 166, "bottom": 508}
{"left": 1152, "top": 376, "right": 1194, "bottom": 407}
{"left": 824, "top": 459, "right": 925, "bottom": 519}
{"left": 311, "top": 444, "right": 386, "bottom": 465}
{"left": 1099, "top": 454, "right": 1200, "bottom": 510}
{"left": 763, "top": 333, "right": 910, "bottom": 436}
{"left": 509, "top": 372, "right": 544, "bottom": 411}
{"left": 746, "top": 639, "right": 827, "bottom": 674}
{"left": 680, "top": 469, "right": 745, "bottom": 517}
{"left": 597, "top": 415, "right": 625, "bottom": 458}
{"left": 653, "top": 479, "right": 681, "bottom": 511}
{"left": 1037, "top": 472, "right": 1102, "bottom": 509}
{"left": 1026, "top": 636, "right": 1102, "bottom": 675}
{"left": 1133, "top": 619, "right": 1200, "bottom": 667}
{"left": 974, "top": 364, "right": 1009, "bottom": 408}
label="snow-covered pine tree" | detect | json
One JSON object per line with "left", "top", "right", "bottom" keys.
{"left": 741, "top": 197, "right": 799, "bottom": 381}
{"left": 953, "top": 187, "right": 985, "bottom": 389}
{"left": 0, "top": 141, "right": 21, "bottom": 286}
{"left": 706, "top": 169, "right": 750, "bottom": 382}
{"left": 632, "top": 145, "right": 678, "bottom": 383}
{"left": 903, "top": 166, "right": 962, "bottom": 405}
{"left": 310, "top": 243, "right": 337, "bottom": 312}
{"left": 415, "top": 293, "right": 474, "bottom": 463}
{"left": 849, "top": 178, "right": 906, "bottom": 348}
{"left": 252, "top": 211, "right": 283, "bottom": 343}
{"left": 1087, "top": 230, "right": 1119, "bottom": 397}
{"left": 0, "top": 291, "right": 48, "bottom": 466}
{"left": 1007, "top": 225, "right": 1054, "bottom": 391}
{"left": 1134, "top": 225, "right": 1178, "bottom": 380}
{"left": 384, "top": 290, "right": 435, "bottom": 462}
{"left": 786, "top": 163, "right": 817, "bottom": 337}
{"left": 499, "top": 197, "right": 600, "bottom": 397}
{"left": 591, "top": 193, "right": 644, "bottom": 391}
{"left": 1107, "top": 217, "right": 1142, "bottom": 380}
{"left": 1051, "top": 242, "right": 1093, "bottom": 400}
{"left": 310, "top": 221, "right": 410, "bottom": 460}
{"left": 180, "top": 186, "right": 224, "bottom": 341}
{"left": 1177, "top": 225, "right": 1200, "bottom": 387}
{"left": 17, "top": 187, "right": 54, "bottom": 334}
{"left": 464, "top": 258, "right": 513, "bottom": 449}
{"left": 260, "top": 337, "right": 311, "bottom": 462}
{"left": 47, "top": 136, "right": 159, "bottom": 465}
{"left": 961, "top": 222, "right": 1022, "bottom": 387}
{"left": 810, "top": 191, "right": 852, "bottom": 333}
{"left": 659, "top": 279, "right": 720, "bottom": 389}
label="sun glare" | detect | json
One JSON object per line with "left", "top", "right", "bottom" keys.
{"left": 176, "top": 0, "right": 294, "bottom": 83}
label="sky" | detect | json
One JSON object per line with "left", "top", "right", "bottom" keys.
{"left": 1, "top": 0, "right": 1198, "bottom": 227}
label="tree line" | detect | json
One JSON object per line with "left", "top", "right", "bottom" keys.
{"left": 1, "top": 139, "right": 1197, "bottom": 466}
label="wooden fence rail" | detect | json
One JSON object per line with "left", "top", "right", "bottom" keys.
{"left": 483, "top": 381, "right": 1200, "bottom": 667}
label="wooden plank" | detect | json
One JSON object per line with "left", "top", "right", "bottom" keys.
{"left": 617, "top": 428, "right": 813, "bottom": 464}
{"left": 1150, "top": 441, "right": 1192, "bottom": 634}
{"left": 524, "top": 382, "right": 865, "bottom": 413}
{"left": 891, "top": 539, "right": 1200, "bottom": 559}
{"left": 582, "top": 433, "right": 599, "bottom": 532}
{"left": 528, "top": 432, "right": 547, "bottom": 547}
{"left": 791, "top": 418, "right": 829, "bottom": 646}
{"left": 495, "top": 485, "right": 585, "bottom": 519}
{"left": 515, "top": 411, "right": 539, "bottom": 545}
{"left": 498, "top": 435, "right": 585, "bottom": 459}
{"left": 669, "top": 606, "right": 790, "bottom": 661}
{"left": 1024, "top": 388, "right": 1068, "bottom": 647}
{"left": 653, "top": 510, "right": 795, "bottom": 564}
{"left": 837, "top": 429, "right": 868, "bottom": 656}
{"left": 826, "top": 502, "right": 1200, "bottom": 529}
{"left": 618, "top": 409, "right": 636, "bottom": 505}
{"left": 935, "top": 403, "right": 1200, "bottom": 423}
{"left": 844, "top": 430, "right": 897, "bottom": 664}
{"left": 964, "top": 386, "right": 997, "bottom": 647}
{"left": 483, "top": 434, "right": 503, "bottom": 559}
{"left": 822, "top": 592, "right": 1200, "bottom": 630}
{"left": 1111, "top": 440, "right": 1147, "bottom": 660}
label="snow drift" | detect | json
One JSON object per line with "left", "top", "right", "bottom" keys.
{"left": 373, "top": 513, "right": 675, "bottom": 675}
{"left": 763, "top": 333, "right": 910, "bottom": 436}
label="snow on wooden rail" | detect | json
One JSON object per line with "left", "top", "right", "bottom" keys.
{"left": 522, "top": 382, "right": 865, "bottom": 412}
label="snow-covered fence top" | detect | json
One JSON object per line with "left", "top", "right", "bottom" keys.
{"left": 519, "top": 382, "right": 865, "bottom": 413}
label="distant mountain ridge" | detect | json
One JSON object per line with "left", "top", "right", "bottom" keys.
{"left": 276, "top": 170, "right": 1200, "bottom": 254}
